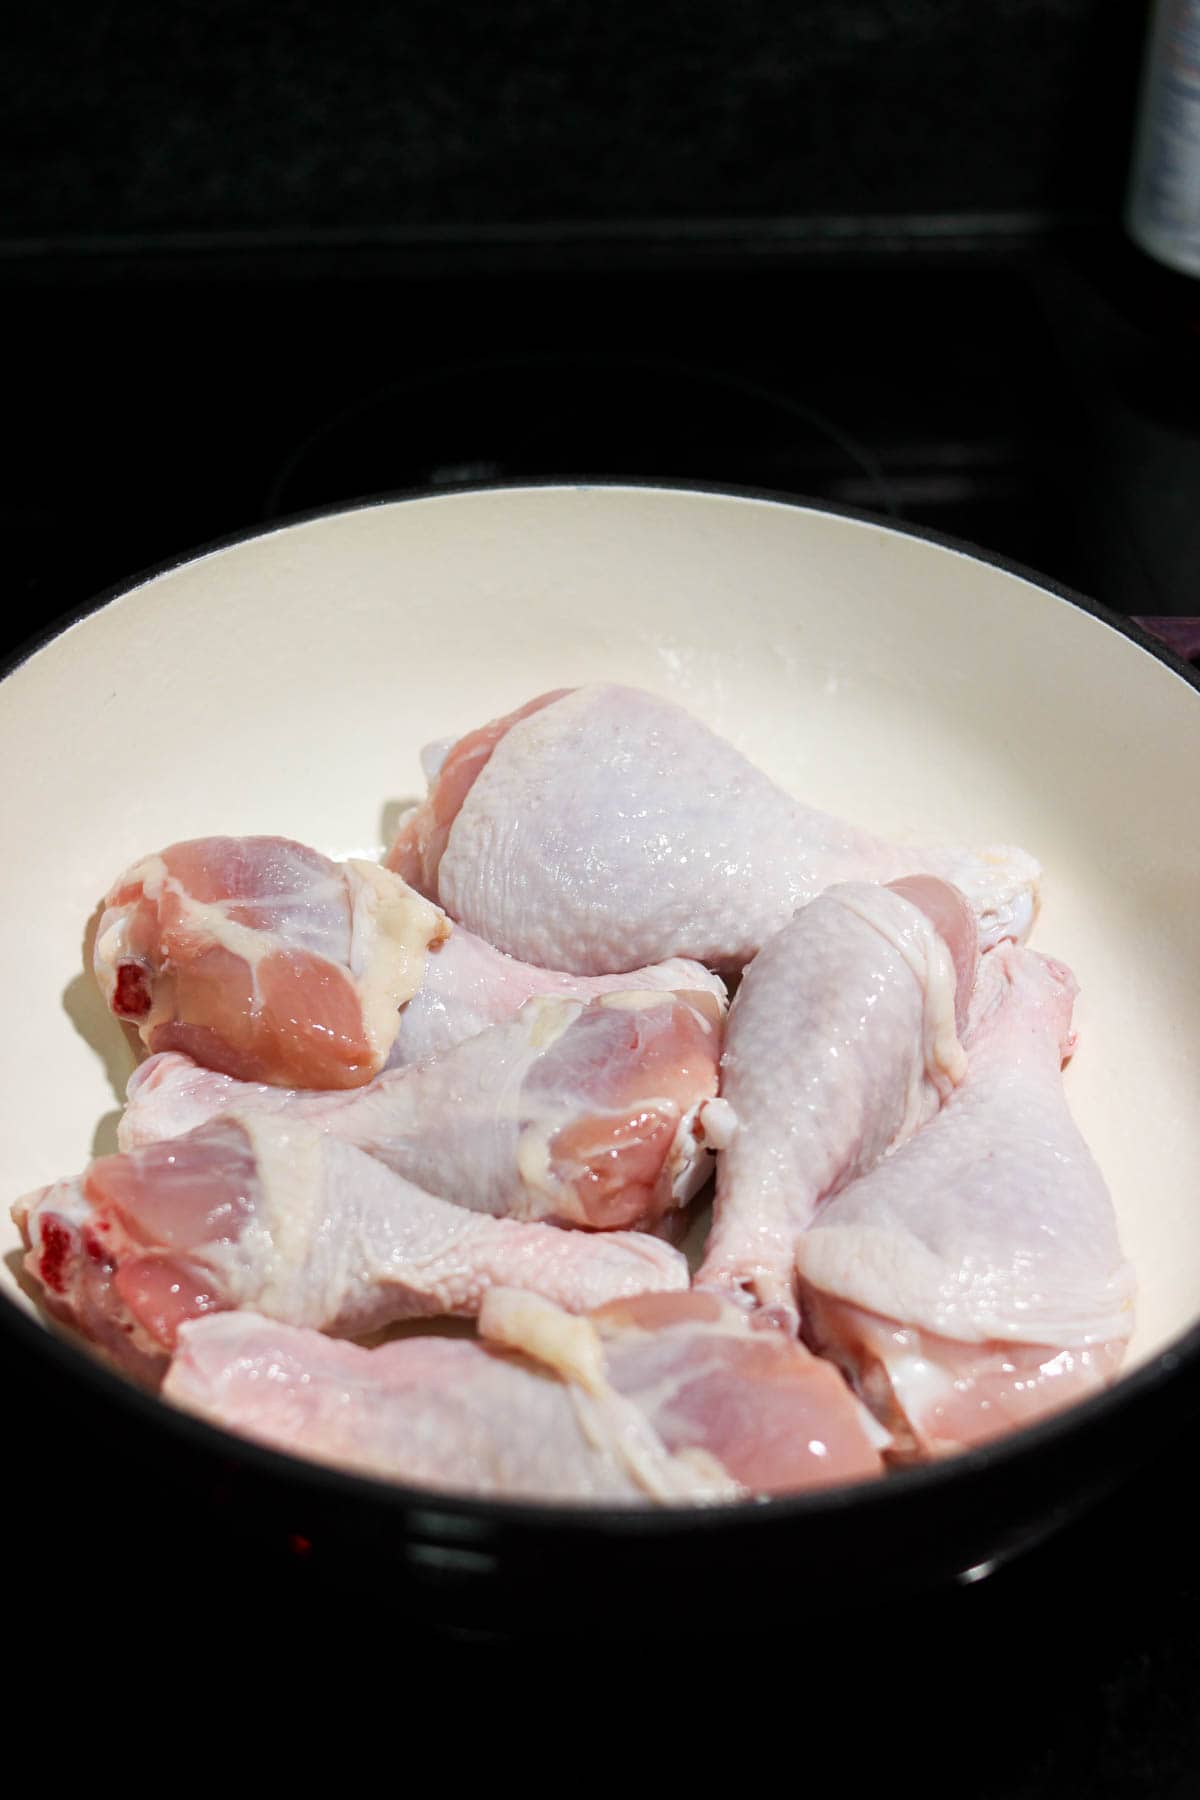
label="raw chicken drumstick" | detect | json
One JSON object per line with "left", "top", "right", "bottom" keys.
{"left": 117, "top": 990, "right": 731, "bottom": 1231}
{"left": 12, "top": 1117, "right": 688, "bottom": 1381}
{"left": 95, "top": 833, "right": 726, "bottom": 1084}
{"left": 388, "top": 924, "right": 726, "bottom": 1068}
{"left": 387, "top": 684, "right": 1040, "bottom": 974}
{"left": 698, "top": 876, "right": 978, "bottom": 1326}
{"left": 164, "top": 1288, "right": 885, "bottom": 1503}
{"left": 94, "top": 836, "right": 448, "bottom": 1088}
{"left": 794, "top": 944, "right": 1136, "bottom": 1456}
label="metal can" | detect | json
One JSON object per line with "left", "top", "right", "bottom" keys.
{"left": 1127, "top": 0, "right": 1200, "bottom": 277}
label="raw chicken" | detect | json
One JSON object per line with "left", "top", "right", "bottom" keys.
{"left": 698, "top": 876, "right": 978, "bottom": 1324}
{"left": 393, "top": 688, "right": 570, "bottom": 898}
{"left": 163, "top": 1288, "right": 885, "bottom": 1502}
{"left": 118, "top": 1053, "right": 297, "bottom": 1148}
{"left": 96, "top": 829, "right": 723, "bottom": 1086}
{"left": 387, "top": 925, "right": 726, "bottom": 1068}
{"left": 94, "top": 836, "right": 448, "bottom": 1088}
{"left": 12, "top": 1116, "right": 688, "bottom": 1380}
{"left": 117, "top": 990, "right": 731, "bottom": 1230}
{"left": 387, "top": 685, "right": 1039, "bottom": 974}
{"left": 794, "top": 945, "right": 1136, "bottom": 1456}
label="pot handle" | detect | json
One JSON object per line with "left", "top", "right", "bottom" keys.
{"left": 1133, "top": 616, "right": 1200, "bottom": 665}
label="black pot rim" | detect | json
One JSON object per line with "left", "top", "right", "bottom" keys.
{"left": 3, "top": 473, "right": 1198, "bottom": 1540}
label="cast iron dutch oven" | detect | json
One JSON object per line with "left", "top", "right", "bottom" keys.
{"left": 3, "top": 483, "right": 1197, "bottom": 1633}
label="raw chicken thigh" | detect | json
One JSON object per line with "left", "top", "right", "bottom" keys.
{"left": 794, "top": 945, "right": 1136, "bottom": 1455}
{"left": 12, "top": 1116, "right": 687, "bottom": 1379}
{"left": 164, "top": 1288, "right": 885, "bottom": 1502}
{"left": 94, "top": 836, "right": 448, "bottom": 1088}
{"left": 116, "top": 990, "right": 730, "bottom": 1230}
{"left": 698, "top": 876, "right": 978, "bottom": 1324}
{"left": 388, "top": 685, "right": 1039, "bottom": 974}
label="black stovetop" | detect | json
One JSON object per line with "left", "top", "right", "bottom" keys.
{"left": 4, "top": 237, "right": 1198, "bottom": 1783}
{"left": 7, "top": 233, "right": 1195, "bottom": 633}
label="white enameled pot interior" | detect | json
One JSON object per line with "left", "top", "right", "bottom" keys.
{"left": 1, "top": 485, "right": 1197, "bottom": 1381}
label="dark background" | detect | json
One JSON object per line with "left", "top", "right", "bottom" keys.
{"left": 5, "top": 0, "right": 1197, "bottom": 633}
{"left": 4, "top": 2, "right": 1199, "bottom": 1783}
{"left": 1, "top": 1, "right": 1148, "bottom": 241}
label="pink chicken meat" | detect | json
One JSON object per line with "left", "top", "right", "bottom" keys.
{"left": 95, "top": 831, "right": 725, "bottom": 1085}
{"left": 387, "top": 924, "right": 726, "bottom": 1068}
{"left": 794, "top": 944, "right": 1136, "bottom": 1455}
{"left": 12, "top": 1116, "right": 688, "bottom": 1381}
{"left": 698, "top": 876, "right": 978, "bottom": 1326}
{"left": 117, "top": 989, "right": 729, "bottom": 1231}
{"left": 387, "top": 685, "right": 1040, "bottom": 974}
{"left": 94, "top": 836, "right": 448, "bottom": 1088}
{"left": 164, "top": 1288, "right": 885, "bottom": 1502}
